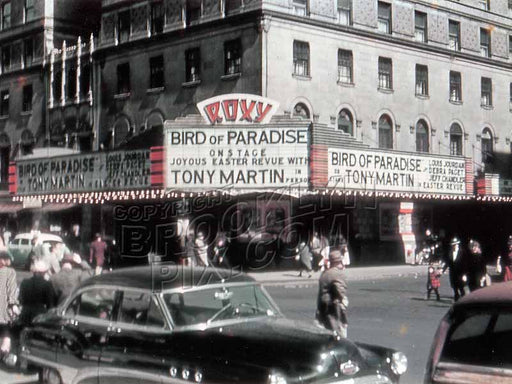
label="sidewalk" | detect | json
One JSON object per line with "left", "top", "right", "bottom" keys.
{"left": 248, "top": 264, "right": 427, "bottom": 285}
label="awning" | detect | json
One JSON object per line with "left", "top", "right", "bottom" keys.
{"left": 39, "top": 203, "right": 78, "bottom": 212}
{"left": 0, "top": 202, "right": 23, "bottom": 214}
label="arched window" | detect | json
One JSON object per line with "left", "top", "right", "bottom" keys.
{"left": 113, "top": 117, "right": 131, "bottom": 148}
{"left": 378, "top": 114, "right": 393, "bottom": 149}
{"left": 449, "top": 123, "right": 463, "bottom": 156}
{"left": 416, "top": 119, "right": 429, "bottom": 152}
{"left": 481, "top": 128, "right": 493, "bottom": 165}
{"left": 293, "top": 103, "right": 310, "bottom": 120}
{"left": 20, "top": 129, "right": 34, "bottom": 155}
{"left": 145, "top": 112, "right": 164, "bottom": 131}
{"left": 338, "top": 109, "right": 353, "bottom": 135}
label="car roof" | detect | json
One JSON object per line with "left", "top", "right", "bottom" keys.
{"left": 454, "top": 281, "right": 512, "bottom": 307}
{"left": 14, "top": 233, "right": 63, "bottom": 242}
{"left": 81, "top": 265, "right": 255, "bottom": 292}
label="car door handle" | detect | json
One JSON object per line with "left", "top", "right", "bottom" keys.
{"left": 107, "top": 326, "right": 122, "bottom": 333}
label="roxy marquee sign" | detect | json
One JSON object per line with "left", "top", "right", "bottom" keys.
{"left": 328, "top": 148, "right": 469, "bottom": 195}
{"left": 197, "top": 94, "right": 279, "bottom": 125}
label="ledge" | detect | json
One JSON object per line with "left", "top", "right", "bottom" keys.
{"left": 337, "top": 81, "right": 355, "bottom": 87}
{"left": 146, "top": 87, "right": 165, "bottom": 95}
{"left": 292, "top": 74, "right": 312, "bottom": 81}
{"left": 415, "top": 94, "right": 429, "bottom": 100}
{"left": 221, "top": 73, "right": 241, "bottom": 81}
{"left": 114, "top": 92, "right": 131, "bottom": 100}
{"left": 0, "top": 115, "right": 8, "bottom": 121}
{"left": 480, "top": 104, "right": 493, "bottom": 110}
{"left": 377, "top": 87, "right": 394, "bottom": 94}
{"left": 449, "top": 99, "right": 463, "bottom": 105}
{"left": 20, "top": 111, "right": 32, "bottom": 116}
{"left": 182, "top": 80, "right": 201, "bottom": 88}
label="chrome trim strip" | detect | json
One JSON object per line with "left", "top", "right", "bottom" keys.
{"left": 95, "top": 367, "right": 197, "bottom": 384}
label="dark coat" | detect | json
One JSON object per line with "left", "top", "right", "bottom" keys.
{"left": 19, "top": 274, "right": 55, "bottom": 325}
{"left": 467, "top": 250, "right": 487, "bottom": 291}
{"left": 316, "top": 266, "right": 348, "bottom": 333}
{"left": 443, "top": 248, "right": 467, "bottom": 288}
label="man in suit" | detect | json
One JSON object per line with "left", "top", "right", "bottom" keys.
{"left": 443, "top": 237, "right": 467, "bottom": 301}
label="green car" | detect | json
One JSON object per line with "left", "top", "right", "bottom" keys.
{"left": 7, "top": 233, "right": 65, "bottom": 269}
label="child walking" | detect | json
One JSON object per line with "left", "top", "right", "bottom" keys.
{"left": 427, "top": 264, "right": 442, "bottom": 301}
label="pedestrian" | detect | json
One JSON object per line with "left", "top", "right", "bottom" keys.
{"left": 0, "top": 251, "right": 18, "bottom": 357}
{"left": 316, "top": 247, "right": 349, "bottom": 337}
{"left": 19, "top": 260, "right": 55, "bottom": 326}
{"left": 442, "top": 237, "right": 467, "bottom": 301}
{"left": 297, "top": 240, "right": 313, "bottom": 278}
{"left": 466, "top": 239, "right": 487, "bottom": 292}
{"left": 42, "top": 242, "right": 62, "bottom": 276}
{"left": 194, "top": 231, "right": 209, "bottom": 266}
{"left": 341, "top": 239, "right": 350, "bottom": 267}
{"left": 51, "top": 253, "right": 93, "bottom": 305}
{"left": 502, "top": 236, "right": 512, "bottom": 282}
{"left": 212, "top": 232, "right": 230, "bottom": 267}
{"left": 310, "top": 231, "right": 323, "bottom": 272}
{"left": 426, "top": 263, "right": 441, "bottom": 301}
{"left": 89, "top": 233, "right": 107, "bottom": 275}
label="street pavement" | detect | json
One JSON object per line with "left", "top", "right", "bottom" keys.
{"left": 0, "top": 264, "right": 449, "bottom": 384}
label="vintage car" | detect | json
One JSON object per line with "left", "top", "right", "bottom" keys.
{"left": 21, "top": 266, "right": 407, "bottom": 384}
{"left": 424, "top": 281, "right": 512, "bottom": 383}
{"left": 7, "top": 233, "right": 64, "bottom": 268}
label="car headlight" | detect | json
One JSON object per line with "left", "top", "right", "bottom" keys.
{"left": 390, "top": 352, "right": 407, "bottom": 375}
{"left": 268, "top": 371, "right": 287, "bottom": 384}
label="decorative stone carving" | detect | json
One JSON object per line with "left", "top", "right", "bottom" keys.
{"left": 461, "top": 21, "right": 479, "bottom": 52}
{"left": 392, "top": 2, "right": 413, "bottom": 36}
{"left": 491, "top": 29, "right": 508, "bottom": 59}
{"left": 427, "top": 11, "right": 448, "bottom": 44}
{"left": 102, "top": 13, "right": 115, "bottom": 43}
{"left": 166, "top": 0, "right": 183, "bottom": 26}
{"left": 353, "top": 0, "right": 377, "bottom": 29}
{"left": 131, "top": 5, "right": 148, "bottom": 36}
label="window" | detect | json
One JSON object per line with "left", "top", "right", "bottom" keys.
{"left": 416, "top": 120, "right": 429, "bottom": 152}
{"left": 2, "top": 2, "right": 10, "bottom": 29}
{"left": 113, "top": 117, "right": 130, "bottom": 148}
{"left": 25, "top": 0, "right": 35, "bottom": 22}
{"left": 1, "top": 45, "right": 11, "bottom": 72}
{"left": 151, "top": 2, "right": 164, "bottom": 35}
{"left": 293, "top": 0, "right": 308, "bottom": 16}
{"left": 480, "top": 28, "right": 490, "bottom": 57}
{"left": 67, "top": 289, "right": 117, "bottom": 320}
{"left": 53, "top": 69, "right": 62, "bottom": 102}
{"left": 510, "top": 83, "right": 512, "bottom": 105}
{"left": 224, "top": 39, "right": 241, "bottom": 76}
{"left": 117, "top": 63, "right": 131, "bottom": 94}
{"left": 293, "top": 41, "right": 310, "bottom": 77}
{"left": 509, "top": 35, "right": 512, "bottom": 57}
{"left": 338, "top": 49, "right": 353, "bottom": 83}
{"left": 449, "top": 20, "right": 460, "bottom": 51}
{"left": 185, "top": 48, "right": 201, "bottom": 83}
{"left": 186, "top": 0, "right": 201, "bottom": 25}
{"left": 117, "top": 10, "right": 130, "bottom": 43}
{"left": 80, "top": 64, "right": 91, "bottom": 98}
{"left": 449, "top": 71, "right": 462, "bottom": 102}
{"left": 23, "top": 39, "right": 33, "bottom": 67}
{"left": 415, "top": 11, "right": 427, "bottom": 43}
{"left": 22, "top": 85, "right": 32, "bottom": 112}
{"left": 149, "top": 55, "right": 164, "bottom": 89}
{"left": 478, "top": 0, "right": 489, "bottom": 10}
{"left": 0, "top": 90, "right": 8, "bottom": 116}
{"left": 378, "top": 2, "right": 391, "bottom": 34}
{"left": 378, "top": 57, "right": 392, "bottom": 90}
{"left": 293, "top": 103, "right": 310, "bottom": 120}
{"left": 338, "top": 109, "right": 353, "bottom": 135}
{"left": 225, "top": 0, "right": 242, "bottom": 15}
{"left": 118, "top": 291, "right": 166, "bottom": 328}
{"left": 481, "top": 77, "right": 492, "bottom": 107}
{"left": 415, "top": 64, "right": 428, "bottom": 96}
{"left": 481, "top": 128, "right": 493, "bottom": 165}
{"left": 378, "top": 114, "right": 393, "bottom": 149}
{"left": 450, "top": 123, "right": 463, "bottom": 156}
{"left": 66, "top": 63, "right": 77, "bottom": 101}
{"left": 337, "top": 0, "right": 352, "bottom": 25}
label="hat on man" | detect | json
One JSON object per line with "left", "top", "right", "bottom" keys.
{"left": 450, "top": 237, "right": 460, "bottom": 245}
{"left": 329, "top": 248, "right": 344, "bottom": 265}
{"left": 31, "top": 260, "right": 49, "bottom": 273}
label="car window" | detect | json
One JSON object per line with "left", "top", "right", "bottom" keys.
{"left": 118, "top": 291, "right": 165, "bottom": 329}
{"left": 20, "top": 239, "right": 30, "bottom": 246}
{"left": 66, "top": 288, "right": 117, "bottom": 321}
{"left": 442, "top": 309, "right": 512, "bottom": 368}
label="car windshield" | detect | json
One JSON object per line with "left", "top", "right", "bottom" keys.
{"left": 163, "top": 284, "right": 278, "bottom": 327}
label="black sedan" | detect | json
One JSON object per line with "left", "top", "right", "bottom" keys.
{"left": 21, "top": 265, "right": 407, "bottom": 384}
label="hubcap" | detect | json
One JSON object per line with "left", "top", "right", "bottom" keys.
{"left": 42, "top": 367, "right": 62, "bottom": 384}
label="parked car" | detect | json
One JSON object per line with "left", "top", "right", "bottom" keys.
{"left": 21, "top": 266, "right": 407, "bottom": 384}
{"left": 424, "top": 281, "right": 512, "bottom": 383}
{"left": 7, "top": 233, "right": 64, "bottom": 268}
